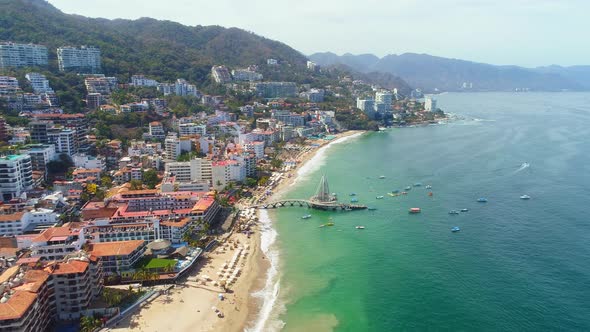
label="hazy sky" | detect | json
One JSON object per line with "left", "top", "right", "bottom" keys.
{"left": 47, "top": 0, "right": 588, "bottom": 67}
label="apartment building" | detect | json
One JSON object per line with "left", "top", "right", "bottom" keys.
{"left": 57, "top": 46, "right": 101, "bottom": 72}
{"left": 0, "top": 267, "right": 53, "bottom": 332}
{"left": 0, "top": 42, "right": 48, "bottom": 69}
{"left": 90, "top": 240, "right": 146, "bottom": 277}
{"left": 0, "top": 155, "right": 33, "bottom": 201}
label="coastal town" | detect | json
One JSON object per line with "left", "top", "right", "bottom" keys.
{"left": 0, "top": 41, "right": 446, "bottom": 332}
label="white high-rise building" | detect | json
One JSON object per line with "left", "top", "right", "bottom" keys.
{"left": 47, "top": 129, "right": 76, "bottom": 156}
{"left": 25, "top": 72, "right": 54, "bottom": 94}
{"left": 0, "top": 42, "right": 48, "bottom": 69}
{"left": 356, "top": 98, "right": 375, "bottom": 114}
{"left": 179, "top": 123, "right": 207, "bottom": 136}
{"left": 57, "top": 46, "right": 101, "bottom": 72}
{"left": 164, "top": 158, "right": 212, "bottom": 184}
{"left": 0, "top": 154, "right": 33, "bottom": 201}
{"left": 375, "top": 91, "right": 393, "bottom": 110}
{"left": 425, "top": 96, "right": 437, "bottom": 112}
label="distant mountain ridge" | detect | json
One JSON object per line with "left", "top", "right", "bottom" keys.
{"left": 309, "top": 52, "right": 588, "bottom": 92}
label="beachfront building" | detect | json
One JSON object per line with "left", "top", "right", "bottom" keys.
{"left": 0, "top": 267, "right": 54, "bottom": 332}
{"left": 356, "top": 98, "right": 375, "bottom": 115}
{"left": 47, "top": 255, "right": 103, "bottom": 320}
{"left": 0, "top": 154, "right": 33, "bottom": 201}
{"left": 375, "top": 90, "right": 393, "bottom": 113}
{"left": 90, "top": 240, "right": 146, "bottom": 277}
{"left": 425, "top": 96, "right": 437, "bottom": 112}
{"left": 0, "top": 42, "right": 48, "bottom": 69}
{"left": 57, "top": 46, "right": 101, "bottom": 73}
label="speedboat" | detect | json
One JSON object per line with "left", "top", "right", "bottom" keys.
{"left": 401, "top": 191, "right": 408, "bottom": 195}
{"left": 414, "top": 183, "right": 422, "bottom": 187}
{"left": 405, "top": 186, "right": 412, "bottom": 190}
{"left": 425, "top": 185, "right": 432, "bottom": 189}
{"left": 379, "top": 175, "right": 386, "bottom": 179}
{"left": 376, "top": 195, "right": 384, "bottom": 199}
{"left": 520, "top": 195, "right": 531, "bottom": 200}
{"left": 448, "top": 210, "right": 459, "bottom": 215}
{"left": 409, "top": 207, "right": 421, "bottom": 214}
{"left": 318, "top": 224, "right": 326, "bottom": 228}
{"left": 301, "top": 214, "right": 312, "bottom": 219}
{"left": 477, "top": 198, "right": 488, "bottom": 203}
{"left": 355, "top": 226, "right": 365, "bottom": 229}
{"left": 460, "top": 208, "right": 469, "bottom": 212}
{"left": 350, "top": 198, "right": 359, "bottom": 203}
{"left": 326, "top": 222, "right": 335, "bottom": 226}
{"left": 451, "top": 226, "right": 460, "bottom": 232}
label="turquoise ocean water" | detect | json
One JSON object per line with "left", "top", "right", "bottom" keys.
{"left": 252, "top": 92, "right": 590, "bottom": 331}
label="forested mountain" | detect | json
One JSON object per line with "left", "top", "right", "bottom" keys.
{"left": 0, "top": 0, "right": 309, "bottom": 84}
{"left": 309, "top": 52, "right": 585, "bottom": 92}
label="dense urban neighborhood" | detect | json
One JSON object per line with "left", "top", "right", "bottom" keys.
{"left": 0, "top": 33, "right": 444, "bottom": 332}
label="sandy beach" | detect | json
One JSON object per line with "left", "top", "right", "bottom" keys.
{"left": 108, "top": 130, "right": 365, "bottom": 332}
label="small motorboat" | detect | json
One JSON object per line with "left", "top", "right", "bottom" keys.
{"left": 451, "top": 226, "right": 460, "bottom": 232}
{"left": 477, "top": 198, "right": 488, "bottom": 203}
{"left": 448, "top": 210, "right": 459, "bottom": 215}
{"left": 425, "top": 185, "right": 432, "bottom": 189}
{"left": 401, "top": 191, "right": 408, "bottom": 195}
{"left": 391, "top": 190, "right": 400, "bottom": 193}
{"left": 355, "top": 226, "right": 365, "bottom": 229}
{"left": 414, "top": 183, "right": 422, "bottom": 187}
{"left": 409, "top": 207, "right": 421, "bottom": 214}
{"left": 405, "top": 186, "right": 412, "bottom": 190}
{"left": 367, "top": 207, "right": 377, "bottom": 211}
{"left": 379, "top": 175, "right": 386, "bottom": 179}
{"left": 318, "top": 224, "right": 326, "bottom": 228}
{"left": 301, "top": 214, "right": 312, "bottom": 219}
{"left": 376, "top": 195, "right": 384, "bottom": 199}
{"left": 460, "top": 208, "right": 469, "bottom": 212}
{"left": 350, "top": 198, "right": 359, "bottom": 203}
{"left": 326, "top": 222, "right": 335, "bottom": 226}
{"left": 520, "top": 195, "right": 531, "bottom": 200}
{"left": 349, "top": 193, "right": 356, "bottom": 196}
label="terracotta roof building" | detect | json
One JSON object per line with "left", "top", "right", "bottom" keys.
{"left": 90, "top": 240, "right": 145, "bottom": 276}
{"left": 0, "top": 267, "right": 53, "bottom": 332}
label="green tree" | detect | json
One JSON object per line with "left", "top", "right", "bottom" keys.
{"left": 142, "top": 169, "right": 159, "bottom": 189}
{"left": 101, "top": 176, "right": 113, "bottom": 188}
{"left": 129, "top": 179, "right": 143, "bottom": 190}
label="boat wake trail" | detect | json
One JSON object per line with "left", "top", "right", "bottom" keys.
{"left": 513, "top": 162, "right": 530, "bottom": 174}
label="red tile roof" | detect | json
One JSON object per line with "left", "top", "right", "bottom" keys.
{"left": 90, "top": 240, "right": 144, "bottom": 257}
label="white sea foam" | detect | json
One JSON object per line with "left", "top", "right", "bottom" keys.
{"left": 246, "top": 209, "right": 284, "bottom": 332}
{"left": 247, "top": 133, "right": 364, "bottom": 331}
{"left": 291, "top": 132, "right": 364, "bottom": 186}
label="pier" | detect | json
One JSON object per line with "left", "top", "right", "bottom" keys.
{"left": 249, "top": 175, "right": 367, "bottom": 211}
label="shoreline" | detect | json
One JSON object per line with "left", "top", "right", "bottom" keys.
{"left": 107, "top": 130, "right": 366, "bottom": 332}
{"left": 243, "top": 130, "right": 366, "bottom": 332}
